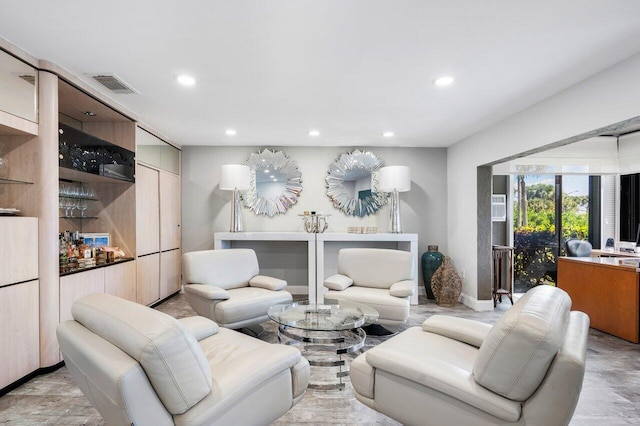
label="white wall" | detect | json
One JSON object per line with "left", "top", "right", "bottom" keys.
{"left": 618, "top": 131, "right": 640, "bottom": 174}
{"left": 448, "top": 51, "right": 640, "bottom": 310}
{"left": 182, "top": 145, "right": 447, "bottom": 291}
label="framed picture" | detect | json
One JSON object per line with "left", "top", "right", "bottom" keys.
{"left": 80, "top": 233, "right": 110, "bottom": 248}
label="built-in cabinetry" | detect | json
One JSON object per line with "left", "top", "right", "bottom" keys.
{"left": 0, "top": 48, "right": 38, "bottom": 135}
{"left": 55, "top": 78, "right": 138, "bottom": 343}
{"left": 0, "top": 40, "right": 183, "bottom": 393}
{"left": 0, "top": 218, "right": 39, "bottom": 390}
{"left": 0, "top": 45, "right": 41, "bottom": 393}
{"left": 136, "top": 127, "right": 182, "bottom": 305}
{"left": 59, "top": 260, "right": 136, "bottom": 322}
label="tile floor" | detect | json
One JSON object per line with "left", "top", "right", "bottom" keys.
{"left": 1, "top": 292, "right": 639, "bottom": 425}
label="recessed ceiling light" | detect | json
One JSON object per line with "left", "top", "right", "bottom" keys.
{"left": 434, "top": 75, "right": 454, "bottom": 87}
{"left": 84, "top": 111, "right": 97, "bottom": 117}
{"left": 177, "top": 75, "right": 196, "bottom": 86}
{"left": 308, "top": 130, "right": 320, "bottom": 137}
{"left": 270, "top": 175, "right": 274, "bottom": 178}
{"left": 225, "top": 129, "right": 237, "bottom": 136}
{"left": 382, "top": 131, "right": 394, "bottom": 138}
{"left": 264, "top": 169, "right": 270, "bottom": 173}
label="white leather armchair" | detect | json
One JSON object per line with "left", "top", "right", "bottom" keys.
{"left": 57, "top": 293, "right": 310, "bottom": 426}
{"left": 182, "top": 249, "right": 293, "bottom": 329}
{"left": 351, "top": 285, "right": 590, "bottom": 426}
{"left": 323, "top": 248, "right": 415, "bottom": 332}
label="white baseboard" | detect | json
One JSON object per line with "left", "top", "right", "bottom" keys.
{"left": 460, "top": 293, "right": 494, "bottom": 311}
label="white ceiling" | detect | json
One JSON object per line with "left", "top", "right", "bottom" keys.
{"left": 2, "top": 1, "right": 640, "bottom": 148}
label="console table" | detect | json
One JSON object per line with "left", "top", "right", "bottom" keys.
{"left": 214, "top": 232, "right": 419, "bottom": 304}
{"left": 214, "top": 232, "right": 315, "bottom": 300}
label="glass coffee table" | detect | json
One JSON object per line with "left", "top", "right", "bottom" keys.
{"left": 268, "top": 299, "right": 379, "bottom": 390}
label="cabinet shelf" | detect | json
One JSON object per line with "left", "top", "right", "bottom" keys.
{"left": 59, "top": 257, "right": 134, "bottom": 277}
{"left": 58, "top": 195, "right": 99, "bottom": 201}
{"left": 59, "top": 216, "right": 98, "bottom": 219}
{"left": 0, "top": 177, "right": 34, "bottom": 185}
{"left": 59, "top": 123, "right": 135, "bottom": 183}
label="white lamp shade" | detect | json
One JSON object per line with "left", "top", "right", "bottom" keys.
{"left": 378, "top": 165, "right": 411, "bottom": 192}
{"left": 220, "top": 164, "right": 251, "bottom": 190}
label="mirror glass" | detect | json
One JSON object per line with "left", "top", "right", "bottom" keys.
{"left": 136, "top": 127, "right": 180, "bottom": 174}
{"left": 325, "top": 150, "right": 387, "bottom": 217}
{"left": 243, "top": 149, "right": 302, "bottom": 216}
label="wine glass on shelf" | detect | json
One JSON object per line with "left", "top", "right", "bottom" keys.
{"left": 77, "top": 199, "right": 88, "bottom": 217}
{"left": 61, "top": 198, "right": 73, "bottom": 217}
{"left": 59, "top": 182, "right": 69, "bottom": 197}
{"left": 59, "top": 197, "right": 66, "bottom": 217}
{"left": 84, "top": 185, "right": 95, "bottom": 199}
{"left": 67, "top": 199, "right": 77, "bottom": 217}
{"left": 70, "top": 183, "right": 80, "bottom": 199}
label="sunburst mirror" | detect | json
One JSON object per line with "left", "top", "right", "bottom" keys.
{"left": 325, "top": 150, "right": 387, "bottom": 217}
{"left": 242, "top": 149, "right": 302, "bottom": 217}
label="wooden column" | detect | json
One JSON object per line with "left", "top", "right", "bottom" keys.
{"left": 37, "top": 70, "right": 61, "bottom": 367}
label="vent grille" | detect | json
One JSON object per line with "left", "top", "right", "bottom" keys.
{"left": 18, "top": 74, "right": 36, "bottom": 85}
{"left": 88, "top": 73, "right": 138, "bottom": 94}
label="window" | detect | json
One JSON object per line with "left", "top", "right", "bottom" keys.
{"left": 620, "top": 173, "right": 640, "bottom": 242}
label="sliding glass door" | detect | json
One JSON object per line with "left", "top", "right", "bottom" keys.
{"left": 512, "top": 174, "right": 594, "bottom": 293}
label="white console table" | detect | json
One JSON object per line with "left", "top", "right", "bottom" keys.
{"left": 214, "top": 232, "right": 316, "bottom": 301}
{"left": 214, "top": 232, "right": 418, "bottom": 305}
{"left": 316, "top": 233, "right": 419, "bottom": 305}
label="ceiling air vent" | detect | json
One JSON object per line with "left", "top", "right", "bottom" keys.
{"left": 88, "top": 73, "right": 138, "bottom": 94}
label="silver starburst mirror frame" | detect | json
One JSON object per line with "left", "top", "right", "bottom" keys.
{"left": 325, "top": 150, "right": 387, "bottom": 217}
{"left": 242, "top": 149, "right": 303, "bottom": 217}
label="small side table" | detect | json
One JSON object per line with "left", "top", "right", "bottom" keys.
{"left": 492, "top": 245, "right": 514, "bottom": 307}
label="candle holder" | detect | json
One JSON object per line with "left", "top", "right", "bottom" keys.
{"left": 300, "top": 211, "right": 330, "bottom": 233}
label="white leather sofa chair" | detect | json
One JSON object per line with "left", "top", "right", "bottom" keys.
{"left": 182, "top": 249, "right": 292, "bottom": 330}
{"left": 323, "top": 248, "right": 415, "bottom": 333}
{"left": 350, "top": 285, "right": 589, "bottom": 426}
{"left": 57, "top": 293, "right": 310, "bottom": 426}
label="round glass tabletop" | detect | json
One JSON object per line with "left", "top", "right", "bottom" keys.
{"left": 268, "top": 299, "right": 379, "bottom": 331}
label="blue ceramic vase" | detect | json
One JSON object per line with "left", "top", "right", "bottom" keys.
{"left": 421, "top": 245, "right": 443, "bottom": 299}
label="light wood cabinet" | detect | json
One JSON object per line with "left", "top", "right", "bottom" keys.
{"left": 59, "top": 268, "right": 104, "bottom": 323}
{"left": 105, "top": 260, "right": 136, "bottom": 302}
{"left": 136, "top": 164, "right": 160, "bottom": 256}
{"left": 136, "top": 254, "right": 160, "bottom": 306}
{"left": 160, "top": 171, "right": 181, "bottom": 251}
{"left": 0, "top": 42, "right": 184, "bottom": 390}
{"left": 0, "top": 217, "right": 40, "bottom": 389}
{"left": 0, "top": 280, "right": 39, "bottom": 390}
{"left": 0, "top": 217, "right": 38, "bottom": 287}
{"left": 160, "top": 249, "right": 181, "bottom": 299}
{"left": 136, "top": 130, "right": 181, "bottom": 305}
{"left": 59, "top": 260, "right": 136, "bottom": 324}
{"left": 0, "top": 49, "right": 38, "bottom": 126}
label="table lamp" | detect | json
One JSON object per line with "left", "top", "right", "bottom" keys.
{"left": 220, "top": 164, "right": 251, "bottom": 232}
{"left": 378, "top": 165, "right": 411, "bottom": 233}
